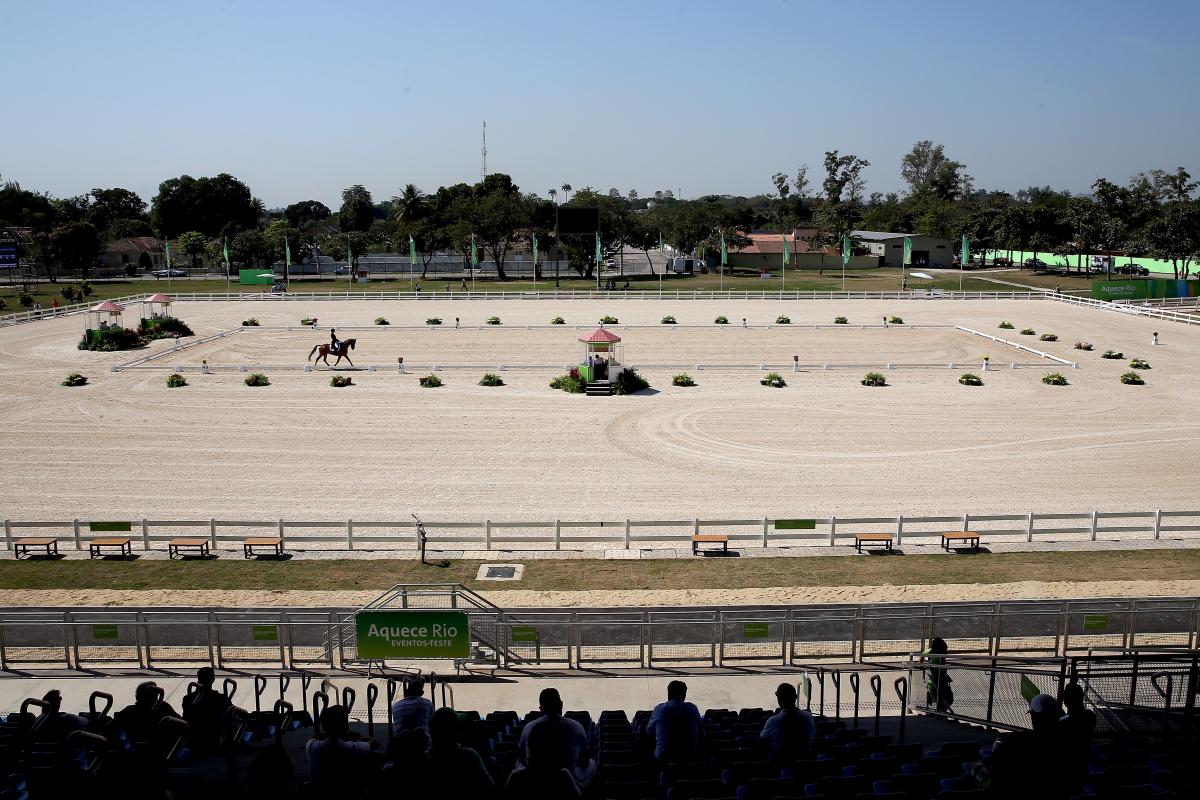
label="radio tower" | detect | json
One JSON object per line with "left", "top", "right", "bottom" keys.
{"left": 480, "top": 121, "right": 488, "bottom": 181}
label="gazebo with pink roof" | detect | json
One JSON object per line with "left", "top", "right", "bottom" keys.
{"left": 577, "top": 326, "right": 624, "bottom": 385}
{"left": 85, "top": 300, "right": 125, "bottom": 332}
{"left": 141, "top": 292, "right": 173, "bottom": 321}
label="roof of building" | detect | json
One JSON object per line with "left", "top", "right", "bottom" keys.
{"left": 103, "top": 237, "right": 164, "bottom": 254}
{"left": 143, "top": 293, "right": 173, "bottom": 304}
{"left": 851, "top": 230, "right": 951, "bottom": 243}
{"left": 579, "top": 327, "right": 622, "bottom": 343}
{"left": 734, "top": 230, "right": 833, "bottom": 255}
{"left": 91, "top": 300, "right": 125, "bottom": 312}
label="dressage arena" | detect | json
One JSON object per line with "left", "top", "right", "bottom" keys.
{"left": 1, "top": 297, "right": 1197, "bottom": 524}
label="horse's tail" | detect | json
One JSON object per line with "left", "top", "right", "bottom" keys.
{"left": 308, "top": 345, "right": 318, "bottom": 361}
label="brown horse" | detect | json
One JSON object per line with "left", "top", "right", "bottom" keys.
{"left": 308, "top": 338, "right": 356, "bottom": 367}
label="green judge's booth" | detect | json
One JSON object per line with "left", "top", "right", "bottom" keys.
{"left": 576, "top": 327, "right": 624, "bottom": 383}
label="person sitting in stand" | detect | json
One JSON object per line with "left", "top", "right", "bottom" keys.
{"left": 646, "top": 680, "right": 703, "bottom": 763}
{"left": 34, "top": 689, "right": 87, "bottom": 743}
{"left": 306, "top": 705, "right": 378, "bottom": 793}
{"left": 760, "top": 682, "right": 816, "bottom": 765}
{"left": 109, "top": 681, "right": 182, "bottom": 745}
{"left": 181, "top": 667, "right": 232, "bottom": 752}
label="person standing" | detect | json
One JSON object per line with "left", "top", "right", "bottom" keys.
{"left": 925, "top": 637, "right": 954, "bottom": 713}
{"left": 1152, "top": 331, "right": 1159, "bottom": 346}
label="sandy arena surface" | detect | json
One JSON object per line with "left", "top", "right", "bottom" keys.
{"left": 1, "top": 297, "right": 1198, "bottom": 523}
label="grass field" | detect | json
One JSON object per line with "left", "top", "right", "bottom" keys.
{"left": 1, "top": 550, "right": 1196, "bottom": 592}
{"left": 0, "top": 268, "right": 1065, "bottom": 311}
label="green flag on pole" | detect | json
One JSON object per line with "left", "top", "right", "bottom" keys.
{"left": 658, "top": 232, "right": 665, "bottom": 255}
{"left": 903, "top": 235, "right": 913, "bottom": 266}
{"left": 164, "top": 239, "right": 171, "bottom": 268}
{"left": 782, "top": 233, "right": 791, "bottom": 269}
{"left": 532, "top": 233, "right": 538, "bottom": 266}
{"left": 285, "top": 236, "right": 291, "bottom": 268}
{"left": 471, "top": 234, "right": 478, "bottom": 266}
{"left": 347, "top": 243, "right": 353, "bottom": 270}
{"left": 842, "top": 234, "right": 851, "bottom": 267}
{"left": 961, "top": 234, "right": 970, "bottom": 266}
{"left": 222, "top": 237, "right": 230, "bottom": 269}
{"left": 1020, "top": 675, "right": 1041, "bottom": 704}
{"left": 719, "top": 232, "right": 727, "bottom": 266}
{"left": 408, "top": 235, "right": 417, "bottom": 266}
{"left": 595, "top": 232, "right": 602, "bottom": 267}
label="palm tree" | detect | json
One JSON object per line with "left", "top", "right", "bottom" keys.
{"left": 548, "top": 188, "right": 558, "bottom": 205}
{"left": 560, "top": 183, "right": 572, "bottom": 203}
{"left": 391, "top": 183, "right": 427, "bottom": 224}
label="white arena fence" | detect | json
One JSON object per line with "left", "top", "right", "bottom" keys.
{"left": 5, "top": 509, "right": 1200, "bottom": 553}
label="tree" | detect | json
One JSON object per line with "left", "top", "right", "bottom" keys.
{"left": 548, "top": 188, "right": 558, "bottom": 204}
{"left": 176, "top": 231, "right": 208, "bottom": 271}
{"left": 1142, "top": 203, "right": 1200, "bottom": 279}
{"left": 391, "top": 184, "right": 428, "bottom": 225}
{"left": 263, "top": 220, "right": 303, "bottom": 272}
{"left": 793, "top": 165, "right": 810, "bottom": 200}
{"left": 560, "top": 183, "right": 572, "bottom": 202}
{"left": 321, "top": 231, "right": 372, "bottom": 268}
{"left": 770, "top": 173, "right": 791, "bottom": 201}
{"left": 338, "top": 185, "right": 374, "bottom": 232}
{"left": 106, "top": 218, "right": 154, "bottom": 239}
{"left": 465, "top": 173, "right": 534, "bottom": 280}
{"left": 86, "top": 188, "right": 148, "bottom": 235}
{"left": 229, "top": 229, "right": 269, "bottom": 268}
{"left": 151, "top": 173, "right": 257, "bottom": 238}
{"left": 821, "top": 150, "right": 870, "bottom": 204}
{"left": 49, "top": 221, "right": 101, "bottom": 278}
{"left": 283, "top": 200, "right": 331, "bottom": 228}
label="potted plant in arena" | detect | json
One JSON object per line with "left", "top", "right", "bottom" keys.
{"left": 478, "top": 373, "right": 504, "bottom": 386}
{"left": 166, "top": 373, "right": 188, "bottom": 388}
{"left": 419, "top": 374, "right": 443, "bottom": 388}
{"left": 61, "top": 372, "right": 88, "bottom": 387}
{"left": 672, "top": 373, "right": 697, "bottom": 387}
{"left": 861, "top": 371, "right": 888, "bottom": 387}
{"left": 760, "top": 372, "right": 787, "bottom": 388}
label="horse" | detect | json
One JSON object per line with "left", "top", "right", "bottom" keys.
{"left": 308, "top": 338, "right": 357, "bottom": 367}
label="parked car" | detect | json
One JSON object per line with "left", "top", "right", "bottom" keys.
{"left": 991, "top": 257, "right": 1012, "bottom": 267}
{"left": 1116, "top": 263, "right": 1150, "bottom": 276}
{"left": 334, "top": 265, "right": 350, "bottom": 275}
{"left": 1024, "top": 258, "right": 1048, "bottom": 270}
{"left": 151, "top": 268, "right": 187, "bottom": 278}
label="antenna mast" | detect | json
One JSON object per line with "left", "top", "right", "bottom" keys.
{"left": 481, "top": 121, "right": 488, "bottom": 181}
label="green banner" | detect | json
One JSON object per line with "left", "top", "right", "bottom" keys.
{"left": 1092, "top": 279, "right": 1200, "bottom": 301}
{"left": 355, "top": 610, "right": 470, "bottom": 659}
{"left": 903, "top": 236, "right": 913, "bottom": 266}
{"left": 92, "top": 624, "right": 119, "bottom": 640}
{"left": 239, "top": 269, "right": 275, "bottom": 285}
{"left": 1082, "top": 614, "right": 1108, "bottom": 632}
{"left": 89, "top": 521, "right": 131, "bottom": 532}
{"left": 743, "top": 622, "right": 769, "bottom": 639}
{"left": 252, "top": 625, "right": 279, "bottom": 641}
{"left": 774, "top": 519, "right": 816, "bottom": 530}
{"left": 511, "top": 626, "right": 539, "bottom": 642}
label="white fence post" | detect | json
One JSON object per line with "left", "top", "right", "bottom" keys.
{"left": 1090, "top": 510, "right": 1098, "bottom": 541}
{"left": 347, "top": 519, "right": 354, "bottom": 550}
{"left": 484, "top": 519, "right": 491, "bottom": 550}
{"left": 624, "top": 519, "right": 631, "bottom": 549}
{"left": 896, "top": 515, "right": 904, "bottom": 546}
{"left": 762, "top": 517, "right": 769, "bottom": 548}
{"left": 1154, "top": 509, "right": 1162, "bottom": 540}
{"left": 208, "top": 518, "right": 216, "bottom": 550}
{"left": 73, "top": 519, "right": 82, "bottom": 551}
{"left": 554, "top": 519, "right": 561, "bottom": 551}
{"left": 1026, "top": 511, "right": 1035, "bottom": 542}
{"left": 963, "top": 512, "right": 970, "bottom": 533}
{"left": 279, "top": 519, "right": 286, "bottom": 550}
{"left": 142, "top": 519, "right": 150, "bottom": 550}
{"left": 829, "top": 516, "right": 837, "bottom": 546}
{"left": 2, "top": 519, "right": 10, "bottom": 551}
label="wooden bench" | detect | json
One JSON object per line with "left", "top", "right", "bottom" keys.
{"left": 853, "top": 533, "right": 894, "bottom": 553}
{"left": 89, "top": 537, "right": 132, "bottom": 559}
{"left": 941, "top": 531, "right": 981, "bottom": 551}
{"left": 691, "top": 534, "right": 729, "bottom": 555}
{"left": 14, "top": 537, "right": 59, "bottom": 559}
{"left": 243, "top": 537, "right": 285, "bottom": 559}
{"left": 168, "top": 538, "right": 211, "bottom": 559}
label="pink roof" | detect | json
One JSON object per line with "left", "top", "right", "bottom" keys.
{"left": 91, "top": 301, "right": 125, "bottom": 312}
{"left": 579, "top": 327, "right": 622, "bottom": 343}
{"left": 143, "top": 293, "right": 173, "bottom": 304}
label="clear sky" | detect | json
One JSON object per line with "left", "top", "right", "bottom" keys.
{"left": 2, "top": 0, "right": 1197, "bottom": 208}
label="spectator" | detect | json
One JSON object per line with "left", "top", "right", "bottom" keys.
{"left": 646, "top": 680, "right": 703, "bottom": 763}
{"left": 981, "top": 693, "right": 1067, "bottom": 795}
{"left": 391, "top": 677, "right": 434, "bottom": 736}
{"left": 1059, "top": 682, "right": 1096, "bottom": 790}
{"left": 505, "top": 720, "right": 581, "bottom": 800}
{"left": 426, "top": 707, "right": 494, "bottom": 797}
{"left": 181, "top": 667, "right": 232, "bottom": 751}
{"left": 519, "top": 688, "right": 594, "bottom": 788}
{"left": 1153, "top": 331, "right": 1159, "bottom": 346}
{"left": 925, "top": 637, "right": 954, "bottom": 713}
{"left": 110, "top": 681, "right": 181, "bottom": 744}
{"left": 34, "top": 689, "right": 86, "bottom": 743}
{"left": 760, "top": 683, "right": 816, "bottom": 765}
{"left": 306, "top": 705, "right": 377, "bottom": 792}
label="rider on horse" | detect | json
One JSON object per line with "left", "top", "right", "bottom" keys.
{"left": 329, "top": 327, "right": 341, "bottom": 354}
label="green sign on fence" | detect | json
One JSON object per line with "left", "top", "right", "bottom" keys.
{"left": 89, "top": 521, "right": 131, "bottom": 532}
{"left": 354, "top": 610, "right": 470, "bottom": 659}
{"left": 743, "top": 623, "right": 770, "bottom": 639}
{"left": 252, "top": 625, "right": 279, "bottom": 641}
{"left": 511, "top": 626, "right": 539, "bottom": 642}
{"left": 774, "top": 519, "right": 816, "bottom": 530}
{"left": 92, "top": 624, "right": 119, "bottom": 640}
{"left": 1082, "top": 614, "right": 1109, "bottom": 632}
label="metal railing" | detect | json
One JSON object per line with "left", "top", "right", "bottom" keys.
{"left": 1, "top": 595, "right": 1196, "bottom": 674}
{"left": 0, "top": 294, "right": 144, "bottom": 327}
{"left": 126, "top": 289, "right": 1048, "bottom": 303}
{"left": 1049, "top": 292, "right": 1200, "bottom": 326}
{"left": 5, "top": 508, "right": 1198, "bottom": 553}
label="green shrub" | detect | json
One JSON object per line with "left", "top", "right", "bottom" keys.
{"left": 1102, "top": 349, "right": 1124, "bottom": 359}
{"left": 998, "top": 321, "right": 1014, "bottom": 329}
{"left": 834, "top": 316, "right": 848, "bottom": 324}
{"left": 18, "top": 293, "right": 33, "bottom": 308}
{"left": 600, "top": 315, "right": 619, "bottom": 324}
{"left": 426, "top": 317, "right": 442, "bottom": 325}
{"left": 672, "top": 373, "right": 696, "bottom": 387}
{"left": 1074, "top": 341, "right": 1093, "bottom": 351}
{"left": 242, "top": 318, "right": 260, "bottom": 327}
{"left": 78, "top": 327, "right": 144, "bottom": 351}
{"left": 888, "top": 316, "right": 903, "bottom": 324}
{"left": 550, "top": 371, "right": 585, "bottom": 393}
{"left": 775, "top": 315, "right": 791, "bottom": 324}
{"left": 300, "top": 317, "right": 318, "bottom": 326}
{"left": 760, "top": 371, "right": 787, "bottom": 388}
{"left": 330, "top": 375, "right": 354, "bottom": 387}
{"left": 1038, "top": 333, "right": 1058, "bottom": 342}
{"left": 0, "top": 298, "right": 6, "bottom": 310}
{"left": 861, "top": 371, "right": 888, "bottom": 387}
{"left": 550, "top": 316, "right": 565, "bottom": 325}
{"left": 1130, "top": 358, "right": 1151, "bottom": 369}
{"left": 613, "top": 367, "right": 650, "bottom": 395}
{"left": 165, "top": 373, "right": 187, "bottom": 388}
{"left": 141, "top": 316, "right": 194, "bottom": 340}
{"left": 478, "top": 372, "right": 505, "bottom": 386}
{"left": 419, "top": 374, "right": 443, "bottom": 388}
{"left": 1020, "top": 328, "right": 1036, "bottom": 336}
{"left": 1119, "top": 371, "right": 1145, "bottom": 385}
{"left": 61, "top": 372, "right": 87, "bottom": 387}
{"left": 714, "top": 315, "right": 729, "bottom": 324}
{"left": 959, "top": 373, "right": 983, "bottom": 386}
{"left": 485, "top": 316, "right": 501, "bottom": 325}
{"left": 79, "top": 281, "right": 93, "bottom": 297}
{"left": 60, "top": 286, "right": 78, "bottom": 303}
{"left": 244, "top": 372, "right": 270, "bottom": 386}
{"left": 660, "top": 315, "right": 677, "bottom": 324}
{"left": 1042, "top": 372, "right": 1069, "bottom": 386}
{"left": 374, "top": 317, "right": 389, "bottom": 325}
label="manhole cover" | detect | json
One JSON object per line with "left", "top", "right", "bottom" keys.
{"left": 476, "top": 563, "right": 524, "bottom": 581}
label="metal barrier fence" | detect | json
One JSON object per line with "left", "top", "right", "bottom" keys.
{"left": 125, "top": 290, "right": 1050, "bottom": 303}
{"left": 2, "top": 596, "right": 1196, "bottom": 673}
{"left": 6, "top": 509, "right": 1199, "bottom": 553}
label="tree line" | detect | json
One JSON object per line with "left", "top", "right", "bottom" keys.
{"left": 1, "top": 141, "right": 1196, "bottom": 280}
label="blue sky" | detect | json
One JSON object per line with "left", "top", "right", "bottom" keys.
{"left": 2, "top": 0, "right": 1197, "bottom": 208}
